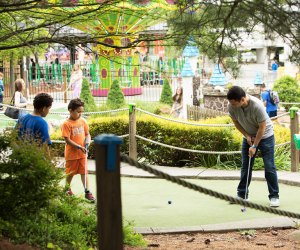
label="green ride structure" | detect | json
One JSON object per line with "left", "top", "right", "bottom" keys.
{"left": 50, "top": 0, "right": 177, "bottom": 96}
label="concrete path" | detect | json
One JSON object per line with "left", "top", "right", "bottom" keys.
{"left": 58, "top": 158, "right": 300, "bottom": 233}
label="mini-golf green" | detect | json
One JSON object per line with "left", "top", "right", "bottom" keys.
{"left": 67, "top": 175, "right": 300, "bottom": 228}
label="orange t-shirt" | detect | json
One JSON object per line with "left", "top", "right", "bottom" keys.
{"left": 61, "top": 118, "right": 89, "bottom": 161}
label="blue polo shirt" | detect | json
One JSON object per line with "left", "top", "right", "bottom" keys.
{"left": 17, "top": 114, "right": 52, "bottom": 145}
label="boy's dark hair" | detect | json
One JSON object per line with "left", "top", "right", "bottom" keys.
{"left": 33, "top": 93, "right": 53, "bottom": 110}
{"left": 68, "top": 98, "right": 84, "bottom": 110}
{"left": 227, "top": 86, "right": 246, "bottom": 101}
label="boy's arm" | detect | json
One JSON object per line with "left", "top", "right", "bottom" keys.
{"left": 64, "top": 136, "right": 86, "bottom": 153}
{"left": 85, "top": 133, "right": 91, "bottom": 146}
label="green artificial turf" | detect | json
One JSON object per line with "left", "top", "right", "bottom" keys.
{"left": 66, "top": 175, "right": 300, "bottom": 228}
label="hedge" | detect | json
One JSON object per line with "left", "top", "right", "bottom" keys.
{"left": 51, "top": 114, "right": 290, "bottom": 168}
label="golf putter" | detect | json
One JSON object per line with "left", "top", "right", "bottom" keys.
{"left": 241, "top": 156, "right": 251, "bottom": 212}
{"left": 84, "top": 143, "right": 88, "bottom": 192}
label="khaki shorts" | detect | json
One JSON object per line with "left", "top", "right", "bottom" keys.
{"left": 65, "top": 158, "right": 87, "bottom": 176}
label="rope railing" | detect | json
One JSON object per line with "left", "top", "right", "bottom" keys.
{"left": 136, "top": 108, "right": 234, "bottom": 127}
{"left": 136, "top": 135, "right": 290, "bottom": 155}
{"left": 281, "top": 102, "right": 300, "bottom": 105}
{"left": 51, "top": 134, "right": 129, "bottom": 144}
{"left": 121, "top": 153, "right": 300, "bottom": 219}
{"left": 136, "top": 108, "right": 290, "bottom": 126}
{"left": 0, "top": 104, "right": 129, "bottom": 116}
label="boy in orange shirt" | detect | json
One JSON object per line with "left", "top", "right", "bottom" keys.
{"left": 61, "top": 98, "right": 95, "bottom": 201}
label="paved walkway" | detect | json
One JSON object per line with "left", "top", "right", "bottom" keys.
{"left": 59, "top": 158, "right": 300, "bottom": 233}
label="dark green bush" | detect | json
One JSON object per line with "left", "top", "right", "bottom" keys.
{"left": 80, "top": 78, "right": 97, "bottom": 112}
{"left": 159, "top": 78, "right": 173, "bottom": 105}
{"left": 107, "top": 80, "right": 125, "bottom": 109}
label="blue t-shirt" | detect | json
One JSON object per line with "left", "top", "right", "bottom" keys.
{"left": 0, "top": 79, "right": 4, "bottom": 97}
{"left": 17, "top": 114, "right": 51, "bottom": 145}
{"left": 261, "top": 90, "right": 277, "bottom": 112}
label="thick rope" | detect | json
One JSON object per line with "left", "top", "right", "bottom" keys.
{"left": 136, "top": 135, "right": 290, "bottom": 155}
{"left": 136, "top": 108, "right": 234, "bottom": 127}
{"left": 121, "top": 154, "right": 300, "bottom": 219}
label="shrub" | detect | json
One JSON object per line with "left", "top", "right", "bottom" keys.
{"left": 0, "top": 132, "right": 63, "bottom": 220}
{"left": 159, "top": 78, "right": 173, "bottom": 105}
{"left": 80, "top": 78, "right": 97, "bottom": 112}
{"left": 0, "top": 132, "right": 145, "bottom": 249}
{"left": 107, "top": 80, "right": 125, "bottom": 109}
{"left": 51, "top": 114, "right": 291, "bottom": 169}
{"left": 273, "top": 75, "right": 300, "bottom": 110}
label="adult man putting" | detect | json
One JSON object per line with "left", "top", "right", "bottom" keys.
{"left": 227, "top": 86, "right": 280, "bottom": 207}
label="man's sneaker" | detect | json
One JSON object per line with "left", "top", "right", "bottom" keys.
{"left": 85, "top": 191, "right": 96, "bottom": 202}
{"left": 270, "top": 198, "right": 280, "bottom": 207}
{"left": 66, "top": 189, "right": 74, "bottom": 196}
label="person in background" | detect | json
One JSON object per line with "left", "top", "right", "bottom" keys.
{"left": 61, "top": 98, "right": 95, "bottom": 202}
{"left": 69, "top": 64, "right": 83, "bottom": 99}
{"left": 0, "top": 72, "right": 4, "bottom": 111}
{"left": 14, "top": 79, "right": 28, "bottom": 119}
{"left": 17, "top": 93, "right": 53, "bottom": 156}
{"left": 31, "top": 58, "right": 36, "bottom": 80}
{"left": 261, "top": 83, "right": 278, "bottom": 118}
{"left": 170, "top": 87, "right": 183, "bottom": 118}
{"left": 227, "top": 86, "right": 280, "bottom": 208}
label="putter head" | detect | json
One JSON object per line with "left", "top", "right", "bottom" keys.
{"left": 241, "top": 207, "right": 246, "bottom": 212}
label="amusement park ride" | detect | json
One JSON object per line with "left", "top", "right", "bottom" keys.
{"left": 50, "top": 0, "right": 177, "bottom": 97}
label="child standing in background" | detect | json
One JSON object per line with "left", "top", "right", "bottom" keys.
{"left": 0, "top": 72, "right": 4, "bottom": 110}
{"left": 61, "top": 98, "right": 95, "bottom": 201}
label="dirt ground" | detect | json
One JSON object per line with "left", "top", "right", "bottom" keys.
{"left": 125, "top": 228, "right": 300, "bottom": 250}
{"left": 1, "top": 228, "right": 300, "bottom": 249}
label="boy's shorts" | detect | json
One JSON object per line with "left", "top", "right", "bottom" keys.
{"left": 65, "top": 158, "right": 87, "bottom": 176}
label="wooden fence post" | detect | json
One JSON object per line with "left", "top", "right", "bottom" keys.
{"left": 63, "top": 68, "right": 67, "bottom": 103}
{"left": 94, "top": 134, "right": 123, "bottom": 250}
{"left": 129, "top": 103, "right": 137, "bottom": 160}
{"left": 290, "top": 107, "right": 299, "bottom": 172}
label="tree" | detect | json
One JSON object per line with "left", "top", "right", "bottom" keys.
{"left": 167, "top": 1, "right": 300, "bottom": 63}
{"left": 80, "top": 78, "right": 97, "bottom": 112}
{"left": 106, "top": 80, "right": 125, "bottom": 109}
{"left": 160, "top": 78, "right": 173, "bottom": 105}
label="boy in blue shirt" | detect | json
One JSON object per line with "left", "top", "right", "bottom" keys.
{"left": 261, "top": 83, "right": 278, "bottom": 118}
{"left": 17, "top": 93, "right": 53, "bottom": 155}
{"left": 0, "top": 72, "right": 4, "bottom": 110}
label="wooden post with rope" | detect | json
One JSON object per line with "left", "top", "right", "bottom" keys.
{"left": 63, "top": 68, "right": 67, "bottom": 103}
{"left": 290, "top": 107, "right": 299, "bottom": 172}
{"left": 94, "top": 134, "right": 123, "bottom": 250}
{"left": 129, "top": 103, "right": 137, "bottom": 160}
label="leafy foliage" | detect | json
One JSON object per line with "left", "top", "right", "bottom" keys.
{"left": 159, "top": 78, "right": 173, "bottom": 105}
{"left": 106, "top": 80, "right": 126, "bottom": 109}
{"left": 273, "top": 76, "right": 300, "bottom": 110}
{"left": 80, "top": 78, "right": 97, "bottom": 112}
{"left": 0, "top": 131, "right": 63, "bottom": 221}
{"left": 0, "top": 131, "right": 145, "bottom": 249}
{"left": 168, "top": 1, "right": 300, "bottom": 63}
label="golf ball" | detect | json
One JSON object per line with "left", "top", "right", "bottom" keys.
{"left": 168, "top": 201, "right": 172, "bottom": 204}
{"left": 241, "top": 207, "right": 246, "bottom": 212}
